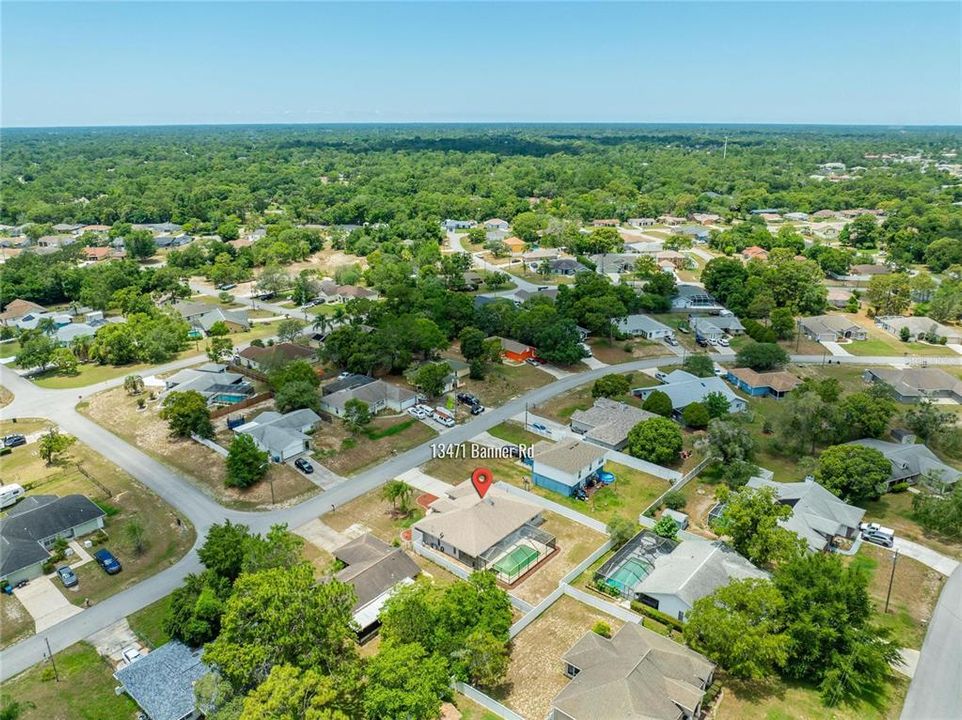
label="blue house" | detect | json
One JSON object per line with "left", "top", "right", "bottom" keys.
{"left": 725, "top": 367, "right": 800, "bottom": 399}
{"left": 531, "top": 439, "right": 608, "bottom": 497}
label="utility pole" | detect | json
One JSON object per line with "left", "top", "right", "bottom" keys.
{"left": 44, "top": 637, "right": 60, "bottom": 682}
{"left": 884, "top": 548, "right": 899, "bottom": 613}
{"left": 524, "top": 402, "right": 528, "bottom": 431}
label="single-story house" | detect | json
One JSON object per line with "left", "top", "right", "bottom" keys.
{"left": 36, "top": 234, "right": 76, "bottom": 250}
{"left": 502, "top": 236, "right": 527, "bottom": 254}
{"left": 746, "top": 477, "right": 865, "bottom": 552}
{"left": 784, "top": 212, "right": 810, "bottom": 222}
{"left": 0, "top": 299, "right": 48, "bottom": 326}
{"left": 171, "top": 301, "right": 250, "bottom": 333}
{"left": 461, "top": 271, "right": 483, "bottom": 290}
{"left": 413, "top": 480, "right": 550, "bottom": 571}
{"left": 52, "top": 223, "right": 82, "bottom": 233}
{"left": 320, "top": 379, "right": 416, "bottom": 417}
{"left": 531, "top": 438, "right": 609, "bottom": 497}
{"left": 153, "top": 233, "right": 192, "bottom": 248}
{"left": 741, "top": 245, "right": 769, "bottom": 262}
{"left": 726, "top": 367, "right": 801, "bottom": 399}
{"left": 863, "top": 367, "right": 962, "bottom": 403}
{"left": 114, "top": 641, "right": 211, "bottom": 720}
{"left": 599, "top": 533, "right": 768, "bottom": 621}
{"left": 483, "top": 218, "right": 510, "bottom": 231}
{"left": 14, "top": 310, "right": 72, "bottom": 331}
{"left": 689, "top": 314, "right": 744, "bottom": 340}
{"left": 655, "top": 250, "right": 687, "bottom": 269}
{"left": 550, "top": 622, "right": 715, "bottom": 720}
{"left": 616, "top": 314, "right": 674, "bottom": 340}
{"left": 235, "top": 408, "right": 320, "bottom": 462}
{"left": 590, "top": 253, "right": 639, "bottom": 274}
{"left": 405, "top": 358, "right": 470, "bottom": 393}
{"left": 321, "top": 373, "right": 374, "bottom": 396}
{"left": 829, "top": 264, "right": 889, "bottom": 283}
{"left": 847, "top": 439, "right": 962, "bottom": 489}
{"left": 799, "top": 314, "right": 867, "bottom": 342}
{"left": 674, "top": 225, "right": 711, "bottom": 242}
{"left": 876, "top": 315, "right": 962, "bottom": 345}
{"left": 133, "top": 222, "right": 183, "bottom": 234}
{"left": 570, "top": 398, "right": 655, "bottom": 451}
{"left": 163, "top": 364, "right": 254, "bottom": 404}
{"left": 671, "top": 284, "right": 722, "bottom": 311}
{"left": 634, "top": 370, "right": 747, "bottom": 416}
{"left": 54, "top": 322, "right": 99, "bottom": 345}
{"left": 0, "top": 495, "right": 106, "bottom": 583}
{"left": 333, "top": 533, "right": 420, "bottom": 640}
{"left": 489, "top": 336, "right": 536, "bottom": 363}
{"left": 826, "top": 287, "right": 854, "bottom": 308}
{"left": 443, "top": 219, "right": 475, "bottom": 231}
{"left": 592, "top": 218, "right": 620, "bottom": 227}
{"left": 658, "top": 215, "right": 686, "bottom": 226}
{"left": 513, "top": 287, "right": 559, "bottom": 305}
{"left": 83, "top": 246, "right": 113, "bottom": 262}
{"left": 692, "top": 212, "right": 722, "bottom": 224}
{"left": 235, "top": 342, "right": 314, "bottom": 372}
{"left": 628, "top": 217, "right": 656, "bottom": 227}
{"left": 532, "top": 258, "right": 587, "bottom": 276}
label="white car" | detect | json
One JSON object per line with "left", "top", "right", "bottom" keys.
{"left": 407, "top": 406, "right": 427, "bottom": 419}
{"left": 718, "top": 337, "right": 730, "bottom": 347}
{"left": 713, "top": 364, "right": 726, "bottom": 376}
{"left": 654, "top": 371, "right": 668, "bottom": 382}
{"left": 859, "top": 522, "right": 895, "bottom": 548}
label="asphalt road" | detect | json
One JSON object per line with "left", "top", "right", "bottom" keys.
{"left": 900, "top": 565, "right": 962, "bottom": 720}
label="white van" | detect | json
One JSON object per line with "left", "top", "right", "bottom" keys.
{"left": 432, "top": 407, "right": 455, "bottom": 428}
{"left": 0, "top": 484, "right": 25, "bottom": 509}
{"left": 859, "top": 522, "right": 895, "bottom": 548}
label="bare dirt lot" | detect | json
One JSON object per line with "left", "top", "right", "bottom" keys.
{"left": 491, "top": 595, "right": 625, "bottom": 720}
{"left": 313, "top": 414, "right": 437, "bottom": 476}
{"left": 81, "top": 387, "right": 317, "bottom": 509}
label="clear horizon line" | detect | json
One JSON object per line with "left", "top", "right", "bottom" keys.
{"left": 4, "top": 120, "right": 961, "bottom": 131}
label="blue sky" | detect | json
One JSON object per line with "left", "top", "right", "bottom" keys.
{"left": 2, "top": 1, "right": 960, "bottom": 127}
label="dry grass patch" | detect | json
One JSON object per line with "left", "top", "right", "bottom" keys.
{"left": 323, "top": 488, "right": 425, "bottom": 545}
{"left": 859, "top": 491, "right": 962, "bottom": 562}
{"left": 313, "top": 415, "right": 437, "bottom": 476}
{"left": 0, "top": 418, "right": 52, "bottom": 439}
{"left": 491, "top": 595, "right": 625, "bottom": 720}
{"left": 458, "top": 362, "right": 552, "bottom": 407}
{"left": 80, "top": 386, "right": 317, "bottom": 509}
{"left": 534, "top": 375, "right": 658, "bottom": 424}
{"left": 588, "top": 337, "right": 668, "bottom": 364}
{"left": 0, "top": 593, "right": 34, "bottom": 648}
{"left": 422, "top": 444, "right": 527, "bottom": 486}
{"left": 510, "top": 513, "right": 606, "bottom": 605}
{"left": 0, "top": 385, "right": 12, "bottom": 409}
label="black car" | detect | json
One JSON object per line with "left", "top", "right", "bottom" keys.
{"left": 456, "top": 392, "right": 479, "bottom": 406}
{"left": 294, "top": 458, "right": 314, "bottom": 474}
{"left": 696, "top": 337, "right": 709, "bottom": 347}
{"left": 470, "top": 404, "right": 485, "bottom": 415}
{"left": 2, "top": 434, "right": 26, "bottom": 448}
{"left": 94, "top": 549, "right": 122, "bottom": 575}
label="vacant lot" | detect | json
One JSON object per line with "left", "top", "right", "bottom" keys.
{"left": 81, "top": 386, "right": 317, "bottom": 509}
{"left": 510, "top": 514, "right": 606, "bottom": 605}
{"left": 588, "top": 337, "right": 668, "bottom": 364}
{"left": 491, "top": 595, "right": 626, "bottom": 720}
{"left": 717, "top": 672, "right": 908, "bottom": 720}
{"left": 0, "top": 642, "right": 139, "bottom": 720}
{"left": 313, "top": 414, "right": 437, "bottom": 476}
{"left": 0, "top": 594, "right": 33, "bottom": 648}
{"left": 0, "top": 438, "right": 196, "bottom": 606}
{"left": 458, "top": 362, "right": 552, "bottom": 407}
{"left": 0, "top": 418, "right": 52, "bottom": 440}
{"left": 422, "top": 443, "right": 526, "bottom": 486}
{"left": 486, "top": 421, "right": 543, "bottom": 446}
{"left": 852, "top": 543, "right": 943, "bottom": 650}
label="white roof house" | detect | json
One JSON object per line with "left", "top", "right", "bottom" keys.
{"left": 616, "top": 314, "right": 674, "bottom": 339}
{"left": 635, "top": 370, "right": 747, "bottom": 415}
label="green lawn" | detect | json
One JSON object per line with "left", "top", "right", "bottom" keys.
{"left": 0, "top": 339, "right": 22, "bottom": 359}
{"left": 487, "top": 421, "right": 543, "bottom": 446}
{"left": 0, "top": 642, "right": 139, "bottom": 720}
{"left": 128, "top": 595, "right": 171, "bottom": 649}
{"left": 845, "top": 337, "right": 956, "bottom": 357}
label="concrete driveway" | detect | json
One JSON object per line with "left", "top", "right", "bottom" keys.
{"left": 14, "top": 576, "right": 81, "bottom": 632}
{"left": 293, "top": 518, "right": 349, "bottom": 553}
{"left": 894, "top": 537, "right": 960, "bottom": 576}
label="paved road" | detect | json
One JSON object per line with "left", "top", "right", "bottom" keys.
{"left": 447, "top": 231, "right": 542, "bottom": 293}
{"left": 894, "top": 537, "right": 960, "bottom": 576}
{"left": 900, "top": 565, "right": 962, "bottom": 719}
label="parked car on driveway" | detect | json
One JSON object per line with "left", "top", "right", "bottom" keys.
{"left": 859, "top": 522, "right": 895, "bottom": 548}
{"left": 407, "top": 406, "right": 427, "bottom": 419}
{"left": 456, "top": 392, "right": 479, "bottom": 406}
{"left": 294, "top": 458, "right": 314, "bottom": 474}
{"left": 665, "top": 336, "right": 678, "bottom": 346}
{"left": 470, "top": 404, "right": 485, "bottom": 415}
{"left": 2, "top": 434, "right": 26, "bottom": 448}
{"left": 56, "top": 566, "right": 78, "bottom": 588}
{"left": 93, "top": 549, "right": 122, "bottom": 575}
{"left": 531, "top": 422, "right": 551, "bottom": 434}
{"left": 718, "top": 337, "right": 730, "bottom": 347}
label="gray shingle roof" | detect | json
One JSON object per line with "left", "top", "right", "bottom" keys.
{"left": 553, "top": 623, "right": 714, "bottom": 720}
{"left": 847, "top": 439, "right": 961, "bottom": 487}
{"left": 643, "top": 370, "right": 744, "bottom": 412}
{"left": 334, "top": 534, "right": 420, "bottom": 611}
{"left": 115, "top": 642, "right": 210, "bottom": 720}
{"left": 570, "top": 398, "right": 654, "bottom": 447}
{"left": 0, "top": 495, "right": 105, "bottom": 577}
{"left": 533, "top": 437, "right": 609, "bottom": 476}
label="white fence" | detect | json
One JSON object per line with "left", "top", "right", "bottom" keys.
{"left": 453, "top": 681, "right": 528, "bottom": 720}
{"left": 509, "top": 585, "right": 565, "bottom": 639}
{"left": 495, "top": 482, "right": 608, "bottom": 533}
{"left": 562, "top": 584, "right": 643, "bottom": 625}
{"left": 191, "top": 433, "right": 228, "bottom": 457}
{"left": 606, "top": 450, "right": 682, "bottom": 481}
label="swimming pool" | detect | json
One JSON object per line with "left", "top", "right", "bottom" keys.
{"left": 211, "top": 393, "right": 248, "bottom": 405}
{"left": 605, "top": 557, "right": 650, "bottom": 594}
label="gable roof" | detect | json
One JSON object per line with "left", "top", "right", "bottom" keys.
{"left": 746, "top": 477, "right": 866, "bottom": 551}
{"left": 649, "top": 370, "right": 743, "bottom": 411}
{"left": 570, "top": 398, "right": 655, "bottom": 447}
{"left": 865, "top": 367, "right": 962, "bottom": 399}
{"left": 334, "top": 533, "right": 420, "bottom": 612}
{"left": 727, "top": 367, "right": 800, "bottom": 394}
{"left": 0, "top": 299, "right": 47, "bottom": 321}
{"left": 847, "top": 439, "right": 962, "bottom": 486}
{"left": 616, "top": 314, "right": 673, "bottom": 335}
{"left": 323, "top": 379, "right": 416, "bottom": 412}
{"left": 414, "top": 481, "right": 542, "bottom": 557}
{"left": 533, "top": 437, "right": 609, "bottom": 478}
{"left": 799, "top": 314, "right": 862, "bottom": 334}
{"left": 0, "top": 495, "right": 105, "bottom": 577}
{"left": 115, "top": 642, "right": 210, "bottom": 720}
{"left": 637, "top": 540, "right": 768, "bottom": 609}
{"left": 553, "top": 623, "right": 714, "bottom": 720}
{"left": 235, "top": 409, "right": 320, "bottom": 456}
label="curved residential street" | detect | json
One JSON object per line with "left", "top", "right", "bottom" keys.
{"left": 2, "top": 350, "right": 962, "bottom": 682}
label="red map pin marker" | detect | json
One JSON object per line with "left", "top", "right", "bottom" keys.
{"left": 471, "top": 467, "right": 493, "bottom": 499}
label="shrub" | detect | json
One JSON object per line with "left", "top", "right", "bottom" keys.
{"left": 592, "top": 621, "right": 612, "bottom": 638}
{"left": 642, "top": 390, "right": 673, "bottom": 417}
{"left": 682, "top": 402, "right": 710, "bottom": 429}
{"left": 630, "top": 601, "right": 686, "bottom": 631}
{"left": 0, "top": 447, "right": 10, "bottom": 457}
{"left": 663, "top": 490, "right": 687, "bottom": 511}
{"left": 891, "top": 481, "right": 910, "bottom": 493}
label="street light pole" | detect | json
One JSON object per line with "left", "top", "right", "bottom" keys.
{"left": 884, "top": 548, "right": 899, "bottom": 613}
